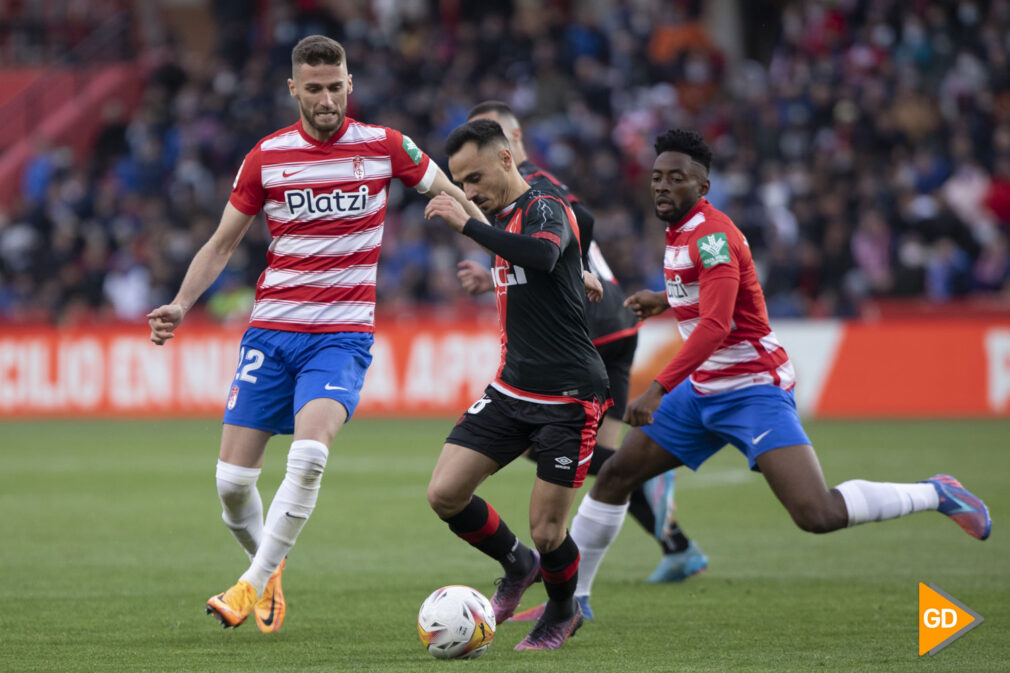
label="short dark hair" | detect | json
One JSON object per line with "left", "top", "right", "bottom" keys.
{"left": 467, "top": 100, "right": 517, "bottom": 122}
{"left": 654, "top": 129, "right": 712, "bottom": 172}
{"left": 445, "top": 119, "right": 509, "bottom": 156}
{"left": 292, "top": 35, "right": 345, "bottom": 70}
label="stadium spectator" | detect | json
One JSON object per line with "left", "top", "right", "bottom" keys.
{"left": 5, "top": 0, "right": 1010, "bottom": 324}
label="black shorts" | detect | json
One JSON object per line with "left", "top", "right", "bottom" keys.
{"left": 446, "top": 385, "right": 607, "bottom": 488}
{"left": 594, "top": 333, "right": 637, "bottom": 419}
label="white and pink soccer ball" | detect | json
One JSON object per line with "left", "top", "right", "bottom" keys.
{"left": 417, "top": 585, "right": 496, "bottom": 659}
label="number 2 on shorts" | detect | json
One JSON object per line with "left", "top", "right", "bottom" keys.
{"left": 236, "top": 347, "right": 265, "bottom": 383}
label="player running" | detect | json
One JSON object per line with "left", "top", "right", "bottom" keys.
{"left": 147, "top": 35, "right": 487, "bottom": 633}
{"left": 570, "top": 128, "right": 992, "bottom": 605}
{"left": 424, "top": 119, "right": 610, "bottom": 650}
{"left": 457, "top": 103, "right": 707, "bottom": 619}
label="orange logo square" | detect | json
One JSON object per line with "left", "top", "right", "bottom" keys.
{"left": 919, "top": 583, "right": 983, "bottom": 656}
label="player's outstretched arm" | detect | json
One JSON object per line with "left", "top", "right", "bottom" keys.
{"left": 148, "top": 202, "right": 256, "bottom": 345}
{"left": 427, "top": 193, "right": 560, "bottom": 271}
{"left": 424, "top": 167, "right": 488, "bottom": 224}
{"left": 624, "top": 290, "right": 669, "bottom": 319}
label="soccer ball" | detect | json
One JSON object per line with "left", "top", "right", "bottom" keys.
{"left": 417, "top": 585, "right": 496, "bottom": 659}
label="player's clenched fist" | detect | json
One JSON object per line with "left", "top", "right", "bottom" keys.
{"left": 583, "top": 270, "right": 603, "bottom": 303}
{"left": 623, "top": 290, "right": 669, "bottom": 320}
{"left": 147, "top": 304, "right": 185, "bottom": 345}
{"left": 425, "top": 191, "right": 470, "bottom": 232}
{"left": 623, "top": 381, "right": 666, "bottom": 426}
{"left": 457, "top": 260, "right": 493, "bottom": 295}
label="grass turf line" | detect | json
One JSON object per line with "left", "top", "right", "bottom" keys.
{"left": 0, "top": 419, "right": 1006, "bottom": 672}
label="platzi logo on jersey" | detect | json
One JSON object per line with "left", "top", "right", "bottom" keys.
{"left": 284, "top": 186, "right": 370, "bottom": 217}
{"left": 698, "top": 232, "right": 731, "bottom": 268}
{"left": 918, "top": 583, "right": 983, "bottom": 656}
{"left": 666, "top": 273, "right": 689, "bottom": 300}
{"left": 402, "top": 135, "right": 422, "bottom": 165}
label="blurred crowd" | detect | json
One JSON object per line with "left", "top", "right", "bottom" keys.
{"left": 1, "top": 0, "right": 1009, "bottom": 325}
{"left": 0, "top": 0, "right": 133, "bottom": 64}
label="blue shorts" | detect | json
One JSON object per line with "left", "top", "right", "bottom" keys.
{"left": 641, "top": 380, "right": 811, "bottom": 472}
{"left": 222, "top": 328, "right": 373, "bottom": 435}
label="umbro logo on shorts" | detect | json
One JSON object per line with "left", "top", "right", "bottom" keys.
{"left": 555, "top": 456, "right": 573, "bottom": 470}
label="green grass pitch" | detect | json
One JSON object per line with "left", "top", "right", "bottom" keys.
{"left": 1, "top": 418, "right": 1007, "bottom": 672}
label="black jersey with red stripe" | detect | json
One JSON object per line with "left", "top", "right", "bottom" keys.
{"left": 491, "top": 187, "right": 608, "bottom": 399}
{"left": 517, "top": 161, "right": 638, "bottom": 345}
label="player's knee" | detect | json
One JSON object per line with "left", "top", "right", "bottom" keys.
{"left": 286, "top": 440, "right": 329, "bottom": 488}
{"left": 529, "top": 521, "right": 566, "bottom": 553}
{"left": 789, "top": 500, "right": 845, "bottom": 534}
{"left": 430, "top": 485, "right": 468, "bottom": 515}
{"left": 217, "top": 480, "right": 248, "bottom": 512}
{"left": 590, "top": 458, "right": 636, "bottom": 502}
{"left": 426, "top": 484, "right": 447, "bottom": 516}
{"left": 426, "top": 481, "right": 466, "bottom": 518}
{"left": 215, "top": 461, "right": 260, "bottom": 514}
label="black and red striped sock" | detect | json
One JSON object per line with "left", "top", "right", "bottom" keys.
{"left": 443, "top": 496, "right": 532, "bottom": 576}
{"left": 540, "top": 531, "right": 580, "bottom": 621}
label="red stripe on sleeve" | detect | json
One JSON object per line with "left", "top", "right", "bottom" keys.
{"left": 532, "top": 231, "right": 561, "bottom": 247}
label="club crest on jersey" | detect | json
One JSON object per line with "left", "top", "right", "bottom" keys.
{"left": 353, "top": 156, "right": 365, "bottom": 180}
{"left": 284, "top": 185, "right": 370, "bottom": 217}
{"left": 402, "top": 135, "right": 422, "bottom": 165}
{"left": 493, "top": 263, "right": 528, "bottom": 288}
{"left": 698, "top": 232, "right": 731, "bottom": 268}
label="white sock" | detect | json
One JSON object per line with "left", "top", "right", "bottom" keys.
{"left": 216, "top": 461, "right": 263, "bottom": 561}
{"left": 570, "top": 495, "right": 629, "bottom": 597}
{"left": 241, "top": 440, "right": 329, "bottom": 595}
{"left": 834, "top": 480, "right": 939, "bottom": 526}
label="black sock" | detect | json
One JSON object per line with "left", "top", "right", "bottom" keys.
{"left": 628, "top": 483, "right": 693, "bottom": 554}
{"left": 443, "top": 496, "right": 533, "bottom": 576}
{"left": 627, "top": 484, "right": 658, "bottom": 538}
{"left": 664, "top": 522, "right": 690, "bottom": 554}
{"left": 539, "top": 532, "right": 579, "bottom": 621}
{"left": 586, "top": 445, "right": 615, "bottom": 476}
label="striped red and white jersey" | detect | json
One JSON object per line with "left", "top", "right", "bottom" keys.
{"left": 663, "top": 199, "right": 795, "bottom": 394}
{"left": 229, "top": 117, "right": 437, "bottom": 333}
